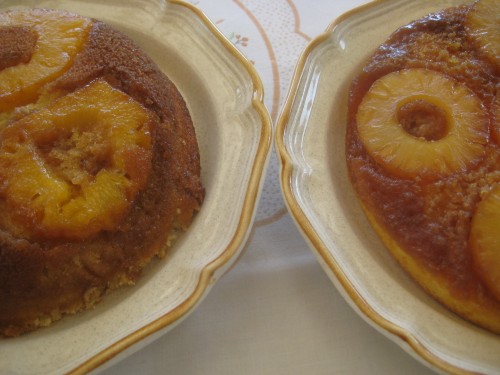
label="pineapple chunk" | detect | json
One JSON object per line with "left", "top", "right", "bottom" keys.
{"left": 466, "top": 0, "right": 500, "bottom": 68}
{"left": 0, "top": 9, "right": 92, "bottom": 111}
{"left": 0, "top": 79, "right": 153, "bottom": 240}
{"left": 470, "top": 185, "right": 500, "bottom": 301}
{"left": 356, "top": 68, "right": 489, "bottom": 180}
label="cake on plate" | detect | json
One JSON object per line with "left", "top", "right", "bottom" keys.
{"left": 0, "top": 8, "right": 204, "bottom": 337}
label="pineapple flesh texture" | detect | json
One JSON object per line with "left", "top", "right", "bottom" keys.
{"left": 470, "top": 185, "right": 500, "bottom": 301}
{"left": 0, "top": 9, "right": 92, "bottom": 112}
{"left": 356, "top": 68, "right": 489, "bottom": 180}
{"left": 0, "top": 80, "right": 153, "bottom": 240}
{"left": 466, "top": 0, "right": 500, "bottom": 68}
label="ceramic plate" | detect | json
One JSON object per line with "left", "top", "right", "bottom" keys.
{"left": 277, "top": 0, "right": 500, "bottom": 374}
{"left": 0, "top": 1, "right": 272, "bottom": 374}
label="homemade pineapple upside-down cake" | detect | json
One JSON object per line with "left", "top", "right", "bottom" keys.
{"left": 0, "top": 8, "right": 204, "bottom": 337}
{"left": 346, "top": 0, "right": 500, "bottom": 333}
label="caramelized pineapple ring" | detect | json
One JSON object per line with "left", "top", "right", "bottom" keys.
{"left": 0, "top": 9, "right": 92, "bottom": 111}
{"left": 466, "top": 0, "right": 500, "bottom": 68}
{"left": 356, "top": 69, "right": 489, "bottom": 179}
{"left": 0, "top": 80, "right": 153, "bottom": 240}
{"left": 470, "top": 185, "right": 500, "bottom": 301}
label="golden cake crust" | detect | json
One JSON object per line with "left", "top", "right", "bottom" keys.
{"left": 0, "top": 10, "right": 204, "bottom": 337}
{"left": 0, "top": 26, "right": 36, "bottom": 70}
{"left": 346, "top": 1, "right": 500, "bottom": 333}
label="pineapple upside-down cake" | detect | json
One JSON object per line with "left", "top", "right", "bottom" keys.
{"left": 0, "top": 9, "right": 204, "bottom": 336}
{"left": 346, "top": 0, "right": 500, "bottom": 333}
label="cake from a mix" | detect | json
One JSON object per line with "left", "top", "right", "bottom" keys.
{"left": 346, "top": 0, "right": 499, "bottom": 333}
{"left": 0, "top": 8, "right": 204, "bottom": 336}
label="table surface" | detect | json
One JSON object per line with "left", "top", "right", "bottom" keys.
{"left": 101, "top": 1, "right": 439, "bottom": 374}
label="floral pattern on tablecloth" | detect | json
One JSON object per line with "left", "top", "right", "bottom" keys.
{"left": 193, "top": 0, "right": 316, "bottom": 223}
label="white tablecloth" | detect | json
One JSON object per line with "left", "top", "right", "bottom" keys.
{"left": 102, "top": 1, "right": 437, "bottom": 374}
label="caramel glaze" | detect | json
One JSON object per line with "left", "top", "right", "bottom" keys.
{"left": 346, "top": 5, "right": 500, "bottom": 308}
{"left": 0, "top": 21, "right": 204, "bottom": 336}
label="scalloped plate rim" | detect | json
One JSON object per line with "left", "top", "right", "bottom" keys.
{"left": 276, "top": 0, "right": 499, "bottom": 374}
{"left": 0, "top": 1, "right": 272, "bottom": 374}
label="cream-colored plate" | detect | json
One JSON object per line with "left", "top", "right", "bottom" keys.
{"left": 277, "top": 0, "right": 500, "bottom": 374}
{"left": 0, "top": 1, "right": 271, "bottom": 374}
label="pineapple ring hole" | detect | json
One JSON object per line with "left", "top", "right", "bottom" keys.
{"left": 0, "top": 80, "right": 153, "bottom": 240}
{"left": 36, "top": 115, "right": 112, "bottom": 184}
{"left": 356, "top": 68, "right": 488, "bottom": 179}
{"left": 397, "top": 99, "right": 450, "bottom": 141}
